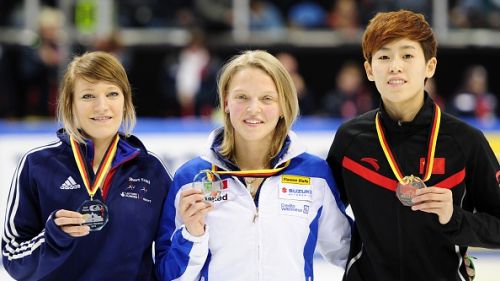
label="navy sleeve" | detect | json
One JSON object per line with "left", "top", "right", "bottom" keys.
{"left": 2, "top": 155, "right": 76, "bottom": 281}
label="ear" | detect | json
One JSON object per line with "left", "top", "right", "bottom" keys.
{"left": 425, "top": 57, "right": 437, "bottom": 79}
{"left": 224, "top": 100, "right": 229, "bottom": 113}
{"left": 364, "top": 61, "right": 374, "bottom": 81}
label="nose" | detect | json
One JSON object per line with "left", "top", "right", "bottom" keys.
{"left": 94, "top": 95, "right": 109, "bottom": 112}
{"left": 246, "top": 98, "right": 261, "bottom": 113}
{"left": 389, "top": 57, "right": 403, "bottom": 73}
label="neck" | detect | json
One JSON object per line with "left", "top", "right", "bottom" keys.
{"left": 234, "top": 142, "right": 269, "bottom": 170}
{"left": 383, "top": 93, "right": 425, "bottom": 122}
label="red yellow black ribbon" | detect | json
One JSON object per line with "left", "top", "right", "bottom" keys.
{"left": 375, "top": 104, "right": 441, "bottom": 183}
{"left": 211, "top": 160, "right": 291, "bottom": 177}
{"left": 70, "top": 135, "right": 119, "bottom": 199}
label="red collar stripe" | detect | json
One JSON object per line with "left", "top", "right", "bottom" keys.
{"left": 343, "top": 156, "right": 464, "bottom": 191}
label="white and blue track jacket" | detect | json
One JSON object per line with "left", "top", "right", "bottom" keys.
{"left": 2, "top": 130, "right": 171, "bottom": 281}
{"left": 156, "top": 128, "right": 351, "bottom": 281}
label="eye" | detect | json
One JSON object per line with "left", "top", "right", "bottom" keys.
{"left": 261, "top": 95, "right": 276, "bottom": 104}
{"left": 378, "top": 55, "right": 390, "bottom": 60}
{"left": 235, "top": 94, "right": 247, "bottom": 100}
{"left": 81, "top": 93, "right": 94, "bottom": 100}
{"left": 107, "top": 91, "right": 120, "bottom": 98}
{"left": 403, "top": 54, "right": 414, "bottom": 59}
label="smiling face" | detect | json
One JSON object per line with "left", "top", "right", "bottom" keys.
{"left": 72, "top": 78, "right": 124, "bottom": 145}
{"left": 225, "top": 67, "right": 282, "bottom": 147}
{"left": 364, "top": 38, "right": 437, "bottom": 108}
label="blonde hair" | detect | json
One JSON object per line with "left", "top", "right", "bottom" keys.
{"left": 217, "top": 50, "right": 299, "bottom": 163}
{"left": 57, "top": 51, "right": 136, "bottom": 143}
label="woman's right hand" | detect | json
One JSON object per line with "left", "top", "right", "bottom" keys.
{"left": 179, "top": 188, "right": 213, "bottom": 237}
{"left": 53, "top": 209, "right": 90, "bottom": 237}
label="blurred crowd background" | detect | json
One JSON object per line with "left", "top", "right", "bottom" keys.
{"left": 0, "top": 0, "right": 499, "bottom": 122}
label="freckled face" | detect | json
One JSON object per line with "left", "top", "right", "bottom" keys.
{"left": 73, "top": 78, "right": 124, "bottom": 144}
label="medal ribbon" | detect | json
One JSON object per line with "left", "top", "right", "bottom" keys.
{"left": 211, "top": 160, "right": 291, "bottom": 177}
{"left": 70, "top": 135, "right": 119, "bottom": 200}
{"left": 375, "top": 104, "right": 441, "bottom": 183}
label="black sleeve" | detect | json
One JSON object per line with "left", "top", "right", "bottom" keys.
{"left": 442, "top": 129, "right": 500, "bottom": 248}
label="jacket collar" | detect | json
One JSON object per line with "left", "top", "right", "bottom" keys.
{"left": 203, "top": 127, "right": 305, "bottom": 171}
{"left": 57, "top": 129, "right": 142, "bottom": 168}
{"left": 379, "top": 92, "right": 436, "bottom": 134}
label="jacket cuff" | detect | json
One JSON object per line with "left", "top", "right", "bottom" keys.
{"left": 44, "top": 210, "right": 75, "bottom": 248}
{"left": 441, "top": 206, "right": 462, "bottom": 233}
{"left": 181, "top": 225, "right": 209, "bottom": 243}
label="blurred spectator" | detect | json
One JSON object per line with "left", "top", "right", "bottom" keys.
{"left": 276, "top": 52, "right": 316, "bottom": 115}
{"left": 397, "top": 0, "right": 432, "bottom": 21}
{"left": 18, "top": 6, "right": 63, "bottom": 117}
{"left": 194, "top": 0, "right": 233, "bottom": 31}
{"left": 249, "top": 0, "right": 285, "bottom": 31}
{"left": 0, "top": 45, "right": 17, "bottom": 118}
{"left": 91, "top": 31, "right": 133, "bottom": 71}
{"left": 161, "top": 28, "right": 220, "bottom": 117}
{"left": 118, "top": 0, "right": 197, "bottom": 27}
{"left": 155, "top": 0, "right": 197, "bottom": 27}
{"left": 449, "top": 0, "right": 500, "bottom": 28}
{"left": 326, "top": 0, "right": 360, "bottom": 37}
{"left": 288, "top": 1, "right": 327, "bottom": 29}
{"left": 322, "top": 61, "right": 374, "bottom": 118}
{"left": 425, "top": 77, "right": 446, "bottom": 110}
{"left": 358, "top": 0, "right": 432, "bottom": 26}
{"left": 450, "top": 65, "right": 497, "bottom": 121}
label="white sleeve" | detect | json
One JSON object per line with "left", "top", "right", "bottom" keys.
{"left": 316, "top": 180, "right": 352, "bottom": 269}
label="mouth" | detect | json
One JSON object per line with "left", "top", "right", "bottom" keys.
{"left": 387, "top": 79, "right": 406, "bottom": 85}
{"left": 91, "top": 116, "right": 112, "bottom": 121}
{"left": 244, "top": 119, "right": 263, "bottom": 125}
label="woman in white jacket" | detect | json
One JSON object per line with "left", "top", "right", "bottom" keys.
{"left": 155, "top": 50, "right": 351, "bottom": 281}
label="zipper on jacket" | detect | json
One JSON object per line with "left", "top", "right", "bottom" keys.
{"left": 253, "top": 208, "right": 259, "bottom": 223}
{"left": 252, "top": 179, "right": 266, "bottom": 223}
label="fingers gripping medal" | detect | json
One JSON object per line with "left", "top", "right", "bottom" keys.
{"left": 192, "top": 170, "right": 222, "bottom": 202}
{"left": 396, "top": 175, "right": 426, "bottom": 206}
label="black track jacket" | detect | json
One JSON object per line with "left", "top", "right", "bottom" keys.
{"left": 327, "top": 95, "right": 500, "bottom": 281}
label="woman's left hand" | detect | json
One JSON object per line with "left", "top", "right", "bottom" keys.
{"left": 411, "top": 186, "right": 454, "bottom": 224}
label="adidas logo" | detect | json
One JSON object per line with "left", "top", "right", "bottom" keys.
{"left": 60, "top": 176, "right": 81, "bottom": 190}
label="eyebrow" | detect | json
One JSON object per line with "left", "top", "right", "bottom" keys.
{"left": 379, "top": 45, "right": 417, "bottom": 52}
{"left": 77, "top": 86, "right": 121, "bottom": 92}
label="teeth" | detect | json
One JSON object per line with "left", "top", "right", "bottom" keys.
{"left": 245, "top": 119, "right": 261, "bottom": 124}
{"left": 92, "top": 116, "right": 111, "bottom": 120}
{"left": 389, "top": 79, "right": 405, "bottom": 85}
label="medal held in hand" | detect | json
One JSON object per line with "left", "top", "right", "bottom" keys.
{"left": 192, "top": 170, "right": 222, "bottom": 202}
{"left": 396, "top": 175, "right": 426, "bottom": 206}
{"left": 78, "top": 199, "right": 109, "bottom": 231}
{"left": 375, "top": 104, "right": 441, "bottom": 207}
{"left": 70, "top": 135, "right": 119, "bottom": 231}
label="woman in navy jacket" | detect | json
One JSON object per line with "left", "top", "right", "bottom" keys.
{"left": 2, "top": 51, "right": 171, "bottom": 281}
